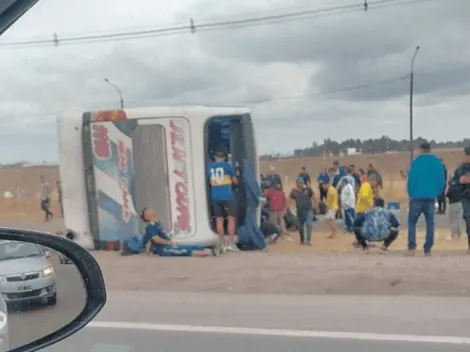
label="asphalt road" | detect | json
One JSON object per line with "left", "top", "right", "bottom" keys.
{"left": 42, "top": 330, "right": 470, "bottom": 352}
{"left": 35, "top": 291, "right": 470, "bottom": 352}
{"left": 7, "top": 255, "right": 86, "bottom": 349}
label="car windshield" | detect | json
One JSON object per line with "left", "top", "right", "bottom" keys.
{"left": 0, "top": 241, "right": 42, "bottom": 260}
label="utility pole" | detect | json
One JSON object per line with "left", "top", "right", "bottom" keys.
{"left": 409, "top": 45, "right": 420, "bottom": 162}
{"left": 104, "top": 78, "right": 124, "bottom": 108}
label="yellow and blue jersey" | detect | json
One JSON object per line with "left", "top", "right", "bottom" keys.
{"left": 207, "top": 161, "right": 235, "bottom": 201}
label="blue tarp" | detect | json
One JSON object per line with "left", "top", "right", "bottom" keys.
{"left": 236, "top": 160, "right": 266, "bottom": 251}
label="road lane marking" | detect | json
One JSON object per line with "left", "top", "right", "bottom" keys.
{"left": 87, "top": 321, "right": 470, "bottom": 345}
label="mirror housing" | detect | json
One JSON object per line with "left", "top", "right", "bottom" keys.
{"left": 0, "top": 227, "right": 106, "bottom": 352}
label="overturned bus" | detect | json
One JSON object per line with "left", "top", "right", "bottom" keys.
{"left": 57, "top": 106, "right": 261, "bottom": 251}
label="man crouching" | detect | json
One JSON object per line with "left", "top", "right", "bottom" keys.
{"left": 354, "top": 198, "right": 400, "bottom": 254}
{"left": 142, "top": 208, "right": 211, "bottom": 257}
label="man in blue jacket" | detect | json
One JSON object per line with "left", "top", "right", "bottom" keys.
{"left": 407, "top": 142, "right": 446, "bottom": 256}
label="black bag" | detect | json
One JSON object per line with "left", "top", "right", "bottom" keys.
{"left": 318, "top": 201, "right": 327, "bottom": 215}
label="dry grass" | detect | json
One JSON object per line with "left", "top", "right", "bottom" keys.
{"left": 0, "top": 149, "right": 461, "bottom": 219}
{"left": 0, "top": 196, "right": 61, "bottom": 220}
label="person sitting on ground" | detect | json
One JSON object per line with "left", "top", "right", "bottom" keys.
{"left": 354, "top": 197, "right": 400, "bottom": 254}
{"left": 141, "top": 208, "right": 210, "bottom": 257}
{"left": 261, "top": 221, "right": 282, "bottom": 245}
{"left": 322, "top": 180, "right": 340, "bottom": 239}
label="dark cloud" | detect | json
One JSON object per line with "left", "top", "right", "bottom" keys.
{"left": 0, "top": 0, "right": 469, "bottom": 161}
{"left": 192, "top": 0, "right": 470, "bottom": 101}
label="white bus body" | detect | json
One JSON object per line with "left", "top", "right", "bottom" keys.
{"left": 58, "top": 106, "right": 259, "bottom": 250}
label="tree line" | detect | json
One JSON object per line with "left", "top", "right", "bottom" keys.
{"left": 260, "top": 136, "right": 470, "bottom": 159}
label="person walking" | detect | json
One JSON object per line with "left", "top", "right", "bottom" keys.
{"left": 263, "top": 183, "right": 289, "bottom": 238}
{"left": 289, "top": 178, "right": 315, "bottom": 246}
{"left": 40, "top": 175, "right": 54, "bottom": 221}
{"left": 449, "top": 146, "right": 470, "bottom": 254}
{"left": 407, "top": 142, "right": 446, "bottom": 256}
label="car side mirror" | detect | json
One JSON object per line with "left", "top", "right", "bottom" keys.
{"left": 0, "top": 227, "right": 106, "bottom": 352}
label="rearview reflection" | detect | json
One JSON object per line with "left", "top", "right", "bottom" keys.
{"left": 0, "top": 240, "right": 86, "bottom": 350}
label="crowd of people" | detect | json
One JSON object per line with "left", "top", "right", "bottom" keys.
{"left": 125, "top": 144, "right": 470, "bottom": 257}
{"left": 261, "top": 143, "right": 470, "bottom": 255}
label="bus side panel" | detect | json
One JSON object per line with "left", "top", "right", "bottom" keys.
{"left": 83, "top": 113, "right": 140, "bottom": 250}
{"left": 131, "top": 123, "right": 172, "bottom": 234}
{"left": 58, "top": 115, "right": 94, "bottom": 249}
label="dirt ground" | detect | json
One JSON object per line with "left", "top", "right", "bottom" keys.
{"left": 95, "top": 249, "right": 470, "bottom": 297}
{"left": 0, "top": 160, "right": 468, "bottom": 298}
{"left": 0, "top": 148, "right": 462, "bottom": 216}
{"left": 0, "top": 216, "right": 468, "bottom": 297}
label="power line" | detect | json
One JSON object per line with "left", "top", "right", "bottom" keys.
{"left": 245, "top": 75, "right": 409, "bottom": 105}
{"left": 0, "top": 0, "right": 438, "bottom": 48}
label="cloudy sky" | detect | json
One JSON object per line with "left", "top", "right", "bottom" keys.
{"left": 0, "top": 0, "right": 468, "bottom": 162}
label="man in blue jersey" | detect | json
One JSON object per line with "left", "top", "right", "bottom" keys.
{"left": 141, "top": 208, "right": 210, "bottom": 257}
{"left": 207, "top": 150, "right": 239, "bottom": 252}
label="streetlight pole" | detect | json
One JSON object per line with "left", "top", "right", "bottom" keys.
{"left": 409, "top": 45, "right": 420, "bottom": 163}
{"left": 104, "top": 78, "right": 124, "bottom": 108}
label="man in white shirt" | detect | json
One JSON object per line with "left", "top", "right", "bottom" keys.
{"left": 40, "top": 175, "right": 54, "bottom": 221}
{"left": 340, "top": 178, "right": 356, "bottom": 233}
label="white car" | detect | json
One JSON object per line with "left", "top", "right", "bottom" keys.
{"left": 0, "top": 241, "right": 57, "bottom": 306}
{"left": 0, "top": 295, "right": 8, "bottom": 352}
